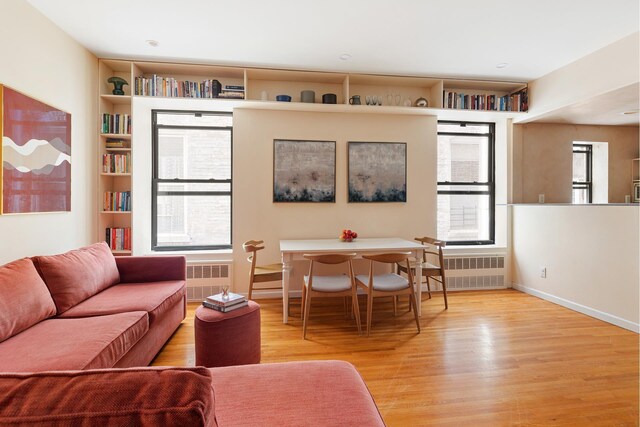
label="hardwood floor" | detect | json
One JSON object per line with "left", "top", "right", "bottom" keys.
{"left": 152, "top": 290, "right": 639, "bottom": 426}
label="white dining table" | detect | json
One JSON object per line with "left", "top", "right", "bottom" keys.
{"left": 279, "top": 237, "right": 425, "bottom": 323}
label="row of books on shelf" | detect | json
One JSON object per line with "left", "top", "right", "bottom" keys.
{"left": 202, "top": 291, "right": 247, "bottom": 313}
{"left": 103, "top": 191, "right": 131, "bottom": 212}
{"left": 102, "top": 153, "right": 130, "bottom": 174}
{"left": 101, "top": 113, "right": 131, "bottom": 134}
{"left": 442, "top": 88, "right": 528, "bottom": 112}
{"left": 105, "top": 227, "right": 131, "bottom": 251}
{"left": 135, "top": 75, "right": 223, "bottom": 98}
{"left": 105, "top": 138, "right": 130, "bottom": 149}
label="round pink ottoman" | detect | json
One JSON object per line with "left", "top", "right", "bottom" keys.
{"left": 194, "top": 301, "right": 261, "bottom": 367}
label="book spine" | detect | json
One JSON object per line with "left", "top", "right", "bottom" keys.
{"left": 203, "top": 301, "right": 226, "bottom": 312}
{"left": 203, "top": 301, "right": 248, "bottom": 312}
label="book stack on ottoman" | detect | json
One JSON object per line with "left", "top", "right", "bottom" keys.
{"left": 202, "top": 292, "right": 247, "bottom": 312}
{"left": 195, "top": 293, "right": 261, "bottom": 368}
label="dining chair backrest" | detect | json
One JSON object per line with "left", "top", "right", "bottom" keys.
{"left": 242, "top": 239, "right": 283, "bottom": 302}
{"left": 303, "top": 253, "right": 356, "bottom": 264}
{"left": 362, "top": 252, "right": 412, "bottom": 265}
{"left": 412, "top": 236, "right": 448, "bottom": 309}
{"left": 243, "top": 240, "right": 265, "bottom": 269}
{"left": 303, "top": 253, "right": 356, "bottom": 283}
{"left": 415, "top": 237, "right": 445, "bottom": 266}
{"left": 362, "top": 252, "right": 414, "bottom": 284}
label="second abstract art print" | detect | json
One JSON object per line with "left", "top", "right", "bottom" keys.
{"left": 348, "top": 142, "right": 406, "bottom": 203}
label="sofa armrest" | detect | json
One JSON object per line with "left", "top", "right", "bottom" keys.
{"left": 0, "top": 367, "right": 216, "bottom": 426}
{"left": 116, "top": 256, "right": 186, "bottom": 283}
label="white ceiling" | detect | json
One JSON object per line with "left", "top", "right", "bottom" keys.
{"left": 26, "top": 0, "right": 640, "bottom": 125}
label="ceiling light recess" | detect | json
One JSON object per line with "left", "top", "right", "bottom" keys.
{"left": 496, "top": 62, "right": 509, "bottom": 69}
{"left": 146, "top": 40, "right": 159, "bottom": 48}
{"left": 339, "top": 53, "right": 351, "bottom": 61}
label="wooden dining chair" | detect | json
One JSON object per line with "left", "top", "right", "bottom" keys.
{"left": 302, "top": 253, "right": 361, "bottom": 339}
{"left": 242, "top": 240, "right": 283, "bottom": 301}
{"left": 355, "top": 252, "right": 420, "bottom": 336}
{"left": 397, "top": 237, "right": 448, "bottom": 309}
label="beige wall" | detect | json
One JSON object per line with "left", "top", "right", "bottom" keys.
{"left": 512, "top": 205, "right": 639, "bottom": 332}
{"left": 232, "top": 109, "right": 437, "bottom": 293}
{"left": 131, "top": 101, "right": 438, "bottom": 292}
{"left": 0, "top": 2, "right": 98, "bottom": 264}
{"left": 512, "top": 123, "right": 639, "bottom": 203}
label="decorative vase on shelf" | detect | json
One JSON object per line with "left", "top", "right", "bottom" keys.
{"left": 414, "top": 97, "right": 428, "bottom": 107}
{"left": 107, "top": 77, "right": 128, "bottom": 95}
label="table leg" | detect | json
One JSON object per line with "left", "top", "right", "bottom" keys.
{"left": 414, "top": 248, "right": 423, "bottom": 317}
{"left": 282, "top": 253, "right": 293, "bottom": 323}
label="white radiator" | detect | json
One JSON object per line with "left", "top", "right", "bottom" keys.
{"left": 186, "top": 261, "right": 233, "bottom": 302}
{"left": 428, "top": 254, "right": 507, "bottom": 291}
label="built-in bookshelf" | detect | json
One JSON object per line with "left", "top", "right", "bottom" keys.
{"left": 132, "top": 62, "right": 246, "bottom": 100}
{"left": 105, "top": 227, "right": 131, "bottom": 252}
{"left": 97, "top": 58, "right": 529, "bottom": 254}
{"left": 98, "top": 59, "right": 133, "bottom": 255}
{"left": 442, "top": 79, "right": 528, "bottom": 112}
{"left": 119, "top": 59, "right": 528, "bottom": 113}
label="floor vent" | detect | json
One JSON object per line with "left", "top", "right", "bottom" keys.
{"left": 186, "top": 262, "right": 232, "bottom": 302}
{"left": 426, "top": 255, "right": 507, "bottom": 291}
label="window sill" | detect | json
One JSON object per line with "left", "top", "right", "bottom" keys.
{"left": 150, "top": 248, "right": 233, "bottom": 262}
{"left": 443, "top": 245, "right": 507, "bottom": 256}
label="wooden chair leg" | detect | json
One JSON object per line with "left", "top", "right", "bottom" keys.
{"left": 409, "top": 292, "right": 421, "bottom": 333}
{"left": 300, "top": 283, "right": 307, "bottom": 319}
{"left": 393, "top": 295, "right": 398, "bottom": 316}
{"left": 302, "top": 288, "right": 312, "bottom": 339}
{"left": 365, "top": 295, "right": 372, "bottom": 337}
{"left": 441, "top": 275, "right": 448, "bottom": 310}
{"left": 247, "top": 281, "right": 253, "bottom": 301}
{"left": 352, "top": 292, "right": 362, "bottom": 335}
{"left": 426, "top": 276, "right": 432, "bottom": 299}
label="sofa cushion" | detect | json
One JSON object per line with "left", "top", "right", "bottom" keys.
{"left": 0, "top": 311, "right": 148, "bottom": 372}
{"left": 115, "top": 256, "right": 186, "bottom": 283}
{"left": 58, "top": 280, "right": 186, "bottom": 325}
{"left": 0, "top": 258, "right": 56, "bottom": 343}
{"left": 211, "top": 360, "right": 385, "bottom": 426}
{"left": 33, "top": 242, "right": 120, "bottom": 314}
{"left": 0, "top": 367, "right": 216, "bottom": 427}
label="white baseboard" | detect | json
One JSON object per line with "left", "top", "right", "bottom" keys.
{"left": 513, "top": 283, "right": 639, "bottom": 333}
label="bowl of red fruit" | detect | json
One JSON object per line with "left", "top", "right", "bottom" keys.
{"left": 339, "top": 229, "right": 358, "bottom": 242}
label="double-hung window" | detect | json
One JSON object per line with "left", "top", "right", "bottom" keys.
{"left": 152, "top": 111, "right": 232, "bottom": 251}
{"left": 572, "top": 144, "right": 592, "bottom": 204}
{"left": 437, "top": 121, "right": 495, "bottom": 245}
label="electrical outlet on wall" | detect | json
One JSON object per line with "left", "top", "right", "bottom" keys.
{"left": 540, "top": 267, "right": 547, "bottom": 278}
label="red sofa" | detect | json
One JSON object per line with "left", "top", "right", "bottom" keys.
{"left": 0, "top": 361, "right": 385, "bottom": 426}
{"left": 0, "top": 242, "right": 187, "bottom": 371}
{"left": 0, "top": 243, "right": 386, "bottom": 426}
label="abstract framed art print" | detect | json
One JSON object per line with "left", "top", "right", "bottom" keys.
{"left": 273, "top": 139, "right": 336, "bottom": 203}
{"left": 1, "top": 85, "right": 71, "bottom": 214}
{"left": 348, "top": 141, "right": 406, "bottom": 202}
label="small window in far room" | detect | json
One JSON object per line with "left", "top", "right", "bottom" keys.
{"left": 572, "top": 144, "right": 592, "bottom": 204}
